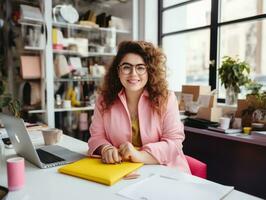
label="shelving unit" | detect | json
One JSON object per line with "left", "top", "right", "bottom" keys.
{"left": 28, "top": 109, "right": 46, "bottom": 114}
{"left": 1, "top": 0, "right": 148, "bottom": 141}
{"left": 2, "top": 0, "right": 138, "bottom": 132}
{"left": 18, "top": 19, "right": 44, "bottom": 26}
{"left": 27, "top": 106, "right": 95, "bottom": 113}
{"left": 42, "top": 0, "right": 138, "bottom": 129}
{"left": 24, "top": 46, "right": 45, "bottom": 51}
{"left": 53, "top": 49, "right": 116, "bottom": 57}
{"left": 52, "top": 21, "right": 130, "bottom": 34}
{"left": 54, "top": 77, "right": 101, "bottom": 82}
{"left": 54, "top": 106, "right": 94, "bottom": 112}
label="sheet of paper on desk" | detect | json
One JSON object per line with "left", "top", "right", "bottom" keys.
{"left": 117, "top": 174, "right": 234, "bottom": 200}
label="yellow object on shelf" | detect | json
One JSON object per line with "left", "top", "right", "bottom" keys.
{"left": 243, "top": 127, "right": 252, "bottom": 135}
{"left": 52, "top": 28, "right": 58, "bottom": 44}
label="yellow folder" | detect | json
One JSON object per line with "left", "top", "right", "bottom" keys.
{"left": 58, "top": 158, "right": 143, "bottom": 186}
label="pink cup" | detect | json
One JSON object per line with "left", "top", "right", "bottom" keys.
{"left": 7, "top": 157, "right": 25, "bottom": 191}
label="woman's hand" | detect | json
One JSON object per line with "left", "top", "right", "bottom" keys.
{"left": 119, "top": 142, "right": 159, "bottom": 164}
{"left": 100, "top": 144, "right": 122, "bottom": 164}
{"left": 118, "top": 142, "right": 143, "bottom": 163}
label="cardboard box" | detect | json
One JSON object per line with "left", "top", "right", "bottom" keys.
{"left": 196, "top": 107, "right": 223, "bottom": 122}
{"left": 182, "top": 85, "right": 211, "bottom": 101}
{"left": 197, "top": 94, "right": 217, "bottom": 108}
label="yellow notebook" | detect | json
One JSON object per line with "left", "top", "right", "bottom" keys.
{"left": 58, "top": 158, "right": 143, "bottom": 186}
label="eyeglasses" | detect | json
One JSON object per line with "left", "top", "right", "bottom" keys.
{"left": 119, "top": 63, "right": 147, "bottom": 75}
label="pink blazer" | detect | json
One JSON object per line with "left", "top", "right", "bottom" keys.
{"left": 88, "top": 90, "right": 191, "bottom": 173}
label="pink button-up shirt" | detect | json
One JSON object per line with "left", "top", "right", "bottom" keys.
{"left": 88, "top": 90, "right": 191, "bottom": 173}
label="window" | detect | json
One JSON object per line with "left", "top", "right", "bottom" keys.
{"left": 159, "top": 0, "right": 266, "bottom": 99}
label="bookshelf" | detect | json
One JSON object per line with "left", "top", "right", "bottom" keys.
{"left": 42, "top": 0, "right": 138, "bottom": 130}
{"left": 2, "top": 0, "right": 139, "bottom": 138}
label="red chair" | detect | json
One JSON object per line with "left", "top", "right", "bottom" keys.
{"left": 185, "top": 155, "right": 207, "bottom": 179}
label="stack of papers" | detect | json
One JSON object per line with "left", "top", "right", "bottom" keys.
{"left": 208, "top": 127, "right": 242, "bottom": 134}
{"left": 117, "top": 174, "right": 234, "bottom": 200}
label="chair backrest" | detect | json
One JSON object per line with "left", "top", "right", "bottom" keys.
{"left": 185, "top": 155, "right": 207, "bottom": 179}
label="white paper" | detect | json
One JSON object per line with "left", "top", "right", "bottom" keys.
{"left": 117, "top": 174, "right": 234, "bottom": 200}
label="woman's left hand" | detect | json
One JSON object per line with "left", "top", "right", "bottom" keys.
{"left": 118, "top": 142, "right": 143, "bottom": 163}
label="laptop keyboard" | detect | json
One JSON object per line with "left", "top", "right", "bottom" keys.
{"left": 36, "top": 149, "right": 65, "bottom": 164}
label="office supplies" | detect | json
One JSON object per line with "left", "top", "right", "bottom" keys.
{"left": 243, "top": 127, "right": 252, "bottom": 135}
{"left": 7, "top": 157, "right": 25, "bottom": 191}
{"left": 58, "top": 158, "right": 143, "bottom": 186}
{"left": 184, "top": 118, "right": 219, "bottom": 129}
{"left": 207, "top": 127, "right": 242, "bottom": 134}
{"left": 117, "top": 174, "right": 234, "bottom": 200}
{"left": 0, "top": 114, "right": 85, "bottom": 169}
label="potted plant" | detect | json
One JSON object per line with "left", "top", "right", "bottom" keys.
{"left": 245, "top": 81, "right": 263, "bottom": 95}
{"left": 242, "top": 81, "right": 266, "bottom": 126}
{"left": 218, "top": 56, "right": 251, "bottom": 105}
{"left": 0, "top": 80, "right": 21, "bottom": 117}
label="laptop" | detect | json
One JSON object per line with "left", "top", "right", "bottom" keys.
{"left": 0, "top": 114, "right": 85, "bottom": 169}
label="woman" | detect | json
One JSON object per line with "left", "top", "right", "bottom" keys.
{"left": 88, "top": 41, "right": 190, "bottom": 173}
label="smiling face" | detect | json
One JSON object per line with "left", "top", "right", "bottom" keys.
{"left": 118, "top": 53, "right": 148, "bottom": 95}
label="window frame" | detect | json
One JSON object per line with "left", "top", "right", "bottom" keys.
{"left": 158, "top": 0, "right": 266, "bottom": 102}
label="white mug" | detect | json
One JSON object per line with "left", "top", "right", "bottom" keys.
{"left": 219, "top": 117, "right": 231, "bottom": 130}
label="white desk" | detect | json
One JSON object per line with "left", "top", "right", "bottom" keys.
{"left": 0, "top": 132, "right": 262, "bottom": 200}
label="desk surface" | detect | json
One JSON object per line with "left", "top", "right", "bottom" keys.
{"left": 185, "top": 126, "right": 266, "bottom": 147}
{"left": 0, "top": 131, "right": 261, "bottom": 200}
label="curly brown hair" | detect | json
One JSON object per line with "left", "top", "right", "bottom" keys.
{"left": 99, "top": 40, "right": 168, "bottom": 114}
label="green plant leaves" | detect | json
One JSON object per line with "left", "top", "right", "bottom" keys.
{"left": 218, "top": 56, "right": 251, "bottom": 94}
{"left": 0, "top": 95, "right": 11, "bottom": 108}
{"left": 0, "top": 80, "right": 21, "bottom": 116}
